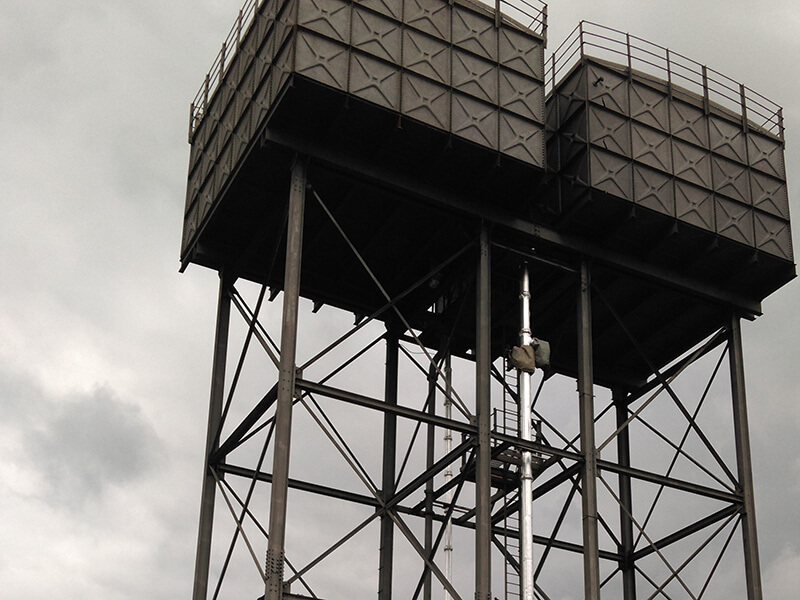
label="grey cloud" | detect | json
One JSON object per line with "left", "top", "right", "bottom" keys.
{"left": 20, "top": 383, "right": 164, "bottom": 509}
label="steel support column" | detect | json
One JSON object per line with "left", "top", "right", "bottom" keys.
{"left": 615, "top": 389, "right": 636, "bottom": 600}
{"left": 379, "top": 329, "right": 400, "bottom": 600}
{"left": 475, "top": 225, "right": 492, "bottom": 600}
{"left": 729, "top": 316, "right": 763, "bottom": 600}
{"left": 265, "top": 157, "right": 307, "bottom": 600}
{"left": 424, "top": 358, "right": 437, "bottom": 600}
{"left": 578, "top": 259, "right": 601, "bottom": 600}
{"left": 192, "top": 274, "right": 233, "bottom": 600}
{"left": 443, "top": 353, "right": 454, "bottom": 600}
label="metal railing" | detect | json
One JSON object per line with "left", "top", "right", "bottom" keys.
{"left": 489, "top": 0, "right": 547, "bottom": 39}
{"left": 188, "top": 0, "right": 548, "bottom": 140}
{"left": 545, "top": 21, "right": 784, "bottom": 139}
{"left": 189, "top": 0, "right": 264, "bottom": 139}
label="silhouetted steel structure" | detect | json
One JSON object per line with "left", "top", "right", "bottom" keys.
{"left": 182, "top": 2, "right": 793, "bottom": 600}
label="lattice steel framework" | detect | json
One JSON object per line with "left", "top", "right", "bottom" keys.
{"left": 183, "top": 2, "right": 793, "bottom": 600}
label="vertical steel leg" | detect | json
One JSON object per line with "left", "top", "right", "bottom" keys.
{"left": 578, "top": 259, "right": 601, "bottom": 600}
{"left": 192, "top": 274, "right": 233, "bottom": 600}
{"left": 729, "top": 316, "right": 763, "bottom": 600}
{"left": 424, "top": 359, "right": 437, "bottom": 600}
{"left": 379, "top": 328, "right": 399, "bottom": 600}
{"left": 475, "top": 225, "right": 492, "bottom": 600}
{"left": 443, "top": 352, "right": 454, "bottom": 600}
{"left": 265, "top": 157, "right": 307, "bottom": 600}
{"left": 615, "top": 389, "right": 636, "bottom": 600}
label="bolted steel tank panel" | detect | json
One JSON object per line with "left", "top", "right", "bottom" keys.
{"left": 183, "top": 0, "right": 547, "bottom": 260}
{"left": 545, "top": 23, "right": 793, "bottom": 277}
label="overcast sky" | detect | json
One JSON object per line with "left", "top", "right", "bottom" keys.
{"left": 1, "top": 1, "right": 798, "bottom": 599}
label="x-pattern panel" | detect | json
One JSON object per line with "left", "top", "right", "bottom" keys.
{"left": 402, "top": 73, "right": 450, "bottom": 129}
{"left": 451, "top": 93, "right": 498, "bottom": 148}
{"left": 500, "top": 112, "right": 544, "bottom": 167}
{"left": 587, "top": 63, "right": 628, "bottom": 114}
{"left": 499, "top": 26, "right": 544, "bottom": 80}
{"left": 294, "top": 31, "right": 349, "bottom": 90}
{"left": 709, "top": 115, "right": 747, "bottom": 163}
{"left": 632, "top": 122, "right": 671, "bottom": 172}
{"left": 675, "top": 180, "right": 715, "bottom": 230}
{"left": 350, "top": 51, "right": 401, "bottom": 110}
{"left": 452, "top": 5, "right": 497, "bottom": 61}
{"left": 670, "top": 100, "right": 709, "bottom": 148}
{"left": 590, "top": 149, "right": 633, "bottom": 200}
{"left": 351, "top": 7, "right": 402, "bottom": 63}
{"left": 711, "top": 155, "right": 751, "bottom": 204}
{"left": 633, "top": 165, "right": 674, "bottom": 216}
{"left": 297, "top": 0, "right": 351, "bottom": 43}
{"left": 748, "top": 132, "right": 786, "bottom": 179}
{"left": 403, "top": 29, "right": 450, "bottom": 84}
{"left": 754, "top": 211, "right": 793, "bottom": 260}
{"left": 750, "top": 170, "right": 789, "bottom": 218}
{"left": 404, "top": 0, "right": 450, "bottom": 40}
{"left": 630, "top": 81, "right": 669, "bottom": 131}
{"left": 672, "top": 139, "right": 712, "bottom": 188}
{"left": 589, "top": 106, "right": 631, "bottom": 157}
{"left": 452, "top": 49, "right": 498, "bottom": 104}
{"left": 499, "top": 68, "right": 544, "bottom": 122}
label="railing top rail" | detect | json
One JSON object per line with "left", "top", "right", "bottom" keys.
{"left": 189, "top": 0, "right": 263, "bottom": 140}
{"left": 545, "top": 20, "right": 784, "bottom": 139}
{"left": 188, "top": 0, "right": 548, "bottom": 140}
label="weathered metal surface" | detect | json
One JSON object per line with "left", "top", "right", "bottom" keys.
{"left": 546, "top": 25, "right": 793, "bottom": 266}
{"left": 183, "top": 0, "right": 547, "bottom": 260}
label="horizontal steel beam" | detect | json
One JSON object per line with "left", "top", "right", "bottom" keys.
{"left": 220, "top": 463, "right": 381, "bottom": 508}
{"left": 261, "top": 126, "right": 762, "bottom": 316}
{"left": 296, "top": 379, "right": 475, "bottom": 435}
{"left": 221, "top": 464, "right": 623, "bottom": 562}
{"left": 297, "top": 379, "right": 581, "bottom": 465}
{"left": 598, "top": 460, "right": 742, "bottom": 503}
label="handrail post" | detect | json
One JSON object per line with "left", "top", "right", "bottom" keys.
{"left": 739, "top": 83, "right": 749, "bottom": 132}
{"left": 204, "top": 74, "right": 210, "bottom": 112}
{"left": 702, "top": 65, "right": 710, "bottom": 114}
{"left": 237, "top": 9, "right": 243, "bottom": 50}
{"left": 666, "top": 49, "right": 672, "bottom": 89}
{"left": 778, "top": 108, "right": 784, "bottom": 139}
{"left": 542, "top": 3, "right": 548, "bottom": 44}
{"left": 220, "top": 41, "right": 227, "bottom": 76}
{"left": 579, "top": 21, "right": 585, "bottom": 58}
{"left": 626, "top": 33, "right": 632, "bottom": 72}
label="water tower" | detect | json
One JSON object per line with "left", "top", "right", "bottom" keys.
{"left": 181, "top": 2, "right": 793, "bottom": 599}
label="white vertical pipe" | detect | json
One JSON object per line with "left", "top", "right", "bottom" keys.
{"left": 518, "top": 264, "right": 535, "bottom": 600}
{"left": 443, "top": 354, "right": 453, "bottom": 600}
